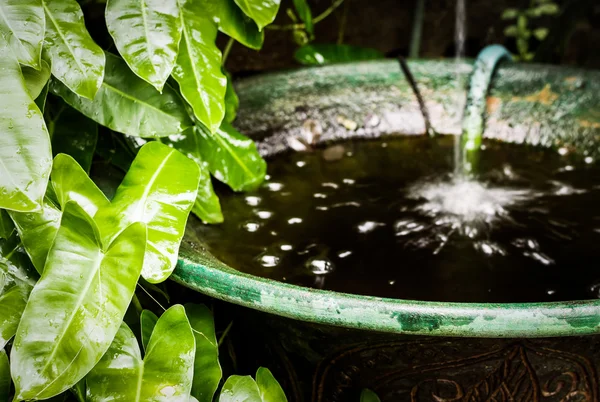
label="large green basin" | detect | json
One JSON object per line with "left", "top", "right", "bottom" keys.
{"left": 173, "top": 60, "right": 600, "bottom": 400}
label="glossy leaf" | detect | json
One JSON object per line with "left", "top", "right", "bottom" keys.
{"left": 224, "top": 72, "right": 239, "bottom": 123}
{"left": 0, "top": 0, "right": 45, "bottom": 68}
{"left": 220, "top": 375, "right": 261, "bottom": 402}
{"left": 71, "top": 379, "right": 86, "bottom": 402}
{"left": 0, "top": 34, "right": 51, "bottom": 212}
{"left": 185, "top": 304, "right": 222, "bottom": 402}
{"left": 0, "top": 256, "right": 35, "bottom": 350}
{"left": 9, "top": 154, "right": 109, "bottom": 272}
{"left": 106, "top": 0, "right": 181, "bottom": 91}
{"left": 160, "top": 130, "right": 223, "bottom": 224}
{"left": 0, "top": 210, "right": 13, "bottom": 239}
{"left": 95, "top": 141, "right": 200, "bottom": 283}
{"left": 293, "top": 0, "right": 313, "bottom": 36}
{"left": 140, "top": 309, "right": 158, "bottom": 352}
{"left": 173, "top": 0, "right": 227, "bottom": 134}
{"left": 294, "top": 44, "right": 384, "bottom": 65}
{"left": 360, "top": 389, "right": 381, "bottom": 402}
{"left": 196, "top": 123, "right": 266, "bottom": 192}
{"left": 22, "top": 59, "right": 51, "bottom": 99}
{"left": 50, "top": 105, "right": 98, "bottom": 173}
{"left": 256, "top": 368, "right": 286, "bottom": 402}
{"left": 11, "top": 202, "right": 146, "bottom": 400}
{"left": 206, "top": 0, "right": 263, "bottom": 50}
{"left": 87, "top": 305, "right": 196, "bottom": 401}
{"left": 51, "top": 52, "right": 193, "bottom": 138}
{"left": 234, "top": 0, "right": 280, "bottom": 31}
{"left": 0, "top": 349, "right": 8, "bottom": 401}
{"left": 42, "top": 0, "right": 105, "bottom": 99}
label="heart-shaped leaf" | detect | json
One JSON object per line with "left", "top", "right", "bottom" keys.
{"left": 0, "top": 33, "right": 51, "bottom": 213}
{"left": 160, "top": 130, "right": 223, "bottom": 224}
{"left": 106, "top": 0, "right": 181, "bottom": 91}
{"left": 50, "top": 105, "right": 98, "bottom": 173}
{"left": 11, "top": 202, "right": 146, "bottom": 400}
{"left": 9, "top": 154, "right": 109, "bottom": 273}
{"left": 206, "top": 0, "right": 263, "bottom": 50}
{"left": 140, "top": 309, "right": 158, "bottom": 352}
{"left": 0, "top": 0, "right": 45, "bottom": 68}
{"left": 234, "top": 0, "right": 281, "bottom": 31}
{"left": 185, "top": 304, "right": 221, "bottom": 402}
{"left": 256, "top": 367, "right": 287, "bottom": 402}
{"left": 173, "top": 0, "right": 227, "bottom": 134}
{"left": 0, "top": 349, "right": 9, "bottom": 400}
{"left": 220, "top": 375, "right": 261, "bottom": 402}
{"left": 42, "top": 0, "right": 105, "bottom": 99}
{"left": 196, "top": 123, "right": 266, "bottom": 191}
{"left": 95, "top": 141, "right": 200, "bottom": 283}
{"left": 87, "top": 305, "right": 196, "bottom": 401}
{"left": 22, "top": 59, "right": 51, "bottom": 99}
{"left": 51, "top": 52, "right": 193, "bottom": 138}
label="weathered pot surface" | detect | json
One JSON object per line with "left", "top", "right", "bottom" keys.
{"left": 173, "top": 60, "right": 600, "bottom": 400}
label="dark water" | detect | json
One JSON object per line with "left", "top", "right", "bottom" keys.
{"left": 189, "top": 135, "right": 600, "bottom": 303}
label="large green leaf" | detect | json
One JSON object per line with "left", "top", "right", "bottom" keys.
{"left": 87, "top": 305, "right": 196, "bottom": 401}
{"left": 224, "top": 72, "right": 239, "bottom": 123}
{"left": 0, "top": 349, "right": 8, "bottom": 401}
{"left": 0, "top": 0, "right": 45, "bottom": 68}
{"left": 0, "top": 256, "right": 35, "bottom": 350}
{"left": 160, "top": 130, "right": 223, "bottom": 224}
{"left": 206, "top": 0, "right": 263, "bottom": 50}
{"left": 51, "top": 52, "right": 193, "bottom": 138}
{"left": 0, "top": 34, "right": 51, "bottom": 213}
{"left": 196, "top": 123, "right": 266, "bottom": 191}
{"left": 22, "top": 59, "right": 51, "bottom": 99}
{"left": 234, "top": 0, "right": 280, "bottom": 31}
{"left": 220, "top": 375, "right": 261, "bottom": 402}
{"left": 9, "top": 154, "right": 109, "bottom": 273}
{"left": 185, "top": 304, "right": 221, "bottom": 402}
{"left": 11, "top": 202, "right": 146, "bottom": 400}
{"left": 140, "top": 309, "right": 158, "bottom": 352}
{"left": 0, "top": 210, "right": 13, "bottom": 239}
{"left": 105, "top": 0, "right": 181, "bottom": 91}
{"left": 173, "top": 0, "right": 227, "bottom": 134}
{"left": 294, "top": 44, "right": 384, "bottom": 65}
{"left": 42, "top": 0, "right": 105, "bottom": 99}
{"left": 256, "top": 368, "right": 286, "bottom": 402}
{"left": 360, "top": 389, "right": 381, "bottom": 402}
{"left": 50, "top": 105, "right": 98, "bottom": 173}
{"left": 95, "top": 141, "right": 200, "bottom": 283}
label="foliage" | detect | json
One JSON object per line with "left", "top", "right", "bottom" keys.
{"left": 501, "top": 0, "right": 560, "bottom": 61}
{"left": 0, "top": 0, "right": 290, "bottom": 399}
{"left": 360, "top": 389, "right": 381, "bottom": 402}
{"left": 294, "top": 44, "right": 384, "bottom": 65}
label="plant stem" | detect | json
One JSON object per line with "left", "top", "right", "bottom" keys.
{"left": 218, "top": 320, "right": 234, "bottom": 347}
{"left": 267, "top": 0, "right": 345, "bottom": 31}
{"left": 137, "top": 282, "right": 166, "bottom": 311}
{"left": 222, "top": 37, "right": 235, "bottom": 65}
{"left": 337, "top": 1, "right": 348, "bottom": 44}
{"left": 409, "top": 0, "right": 426, "bottom": 58}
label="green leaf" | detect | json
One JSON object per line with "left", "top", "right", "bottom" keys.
{"left": 234, "top": 0, "right": 281, "bottom": 31}
{"left": 360, "top": 389, "right": 381, "bottom": 402}
{"left": 196, "top": 123, "right": 266, "bottom": 192}
{"left": 0, "top": 34, "right": 51, "bottom": 213}
{"left": 95, "top": 141, "right": 200, "bottom": 283}
{"left": 504, "top": 25, "right": 518, "bottom": 37}
{"left": 527, "top": 3, "right": 559, "bottom": 16}
{"left": 70, "top": 379, "right": 86, "bottom": 402}
{"left": 160, "top": 130, "right": 223, "bottom": 224}
{"left": 140, "top": 309, "right": 158, "bottom": 353}
{"left": 42, "top": 0, "right": 105, "bottom": 99}
{"left": 0, "top": 256, "right": 35, "bottom": 350}
{"left": 294, "top": 44, "right": 384, "bottom": 65}
{"left": 220, "top": 375, "right": 261, "bottom": 402}
{"left": 9, "top": 154, "right": 109, "bottom": 273}
{"left": 293, "top": 0, "right": 313, "bottom": 35}
{"left": 22, "top": 59, "right": 51, "bottom": 99}
{"left": 0, "top": 0, "right": 45, "bottom": 68}
{"left": 0, "top": 349, "right": 8, "bottom": 401}
{"left": 533, "top": 27, "right": 549, "bottom": 41}
{"left": 87, "top": 305, "right": 196, "bottom": 401}
{"left": 35, "top": 80, "right": 49, "bottom": 113}
{"left": 256, "top": 367, "right": 287, "bottom": 402}
{"left": 51, "top": 52, "right": 193, "bottom": 138}
{"left": 0, "top": 210, "right": 13, "bottom": 240}
{"left": 206, "top": 0, "right": 264, "bottom": 50}
{"left": 501, "top": 8, "right": 519, "bottom": 19}
{"left": 173, "top": 0, "right": 227, "bottom": 134}
{"left": 50, "top": 105, "right": 98, "bottom": 173}
{"left": 224, "top": 72, "right": 239, "bottom": 123}
{"left": 11, "top": 202, "right": 146, "bottom": 400}
{"left": 106, "top": 0, "right": 181, "bottom": 91}
{"left": 185, "top": 304, "right": 222, "bottom": 402}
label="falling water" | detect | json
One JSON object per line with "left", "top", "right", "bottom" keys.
{"left": 453, "top": 0, "right": 467, "bottom": 172}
